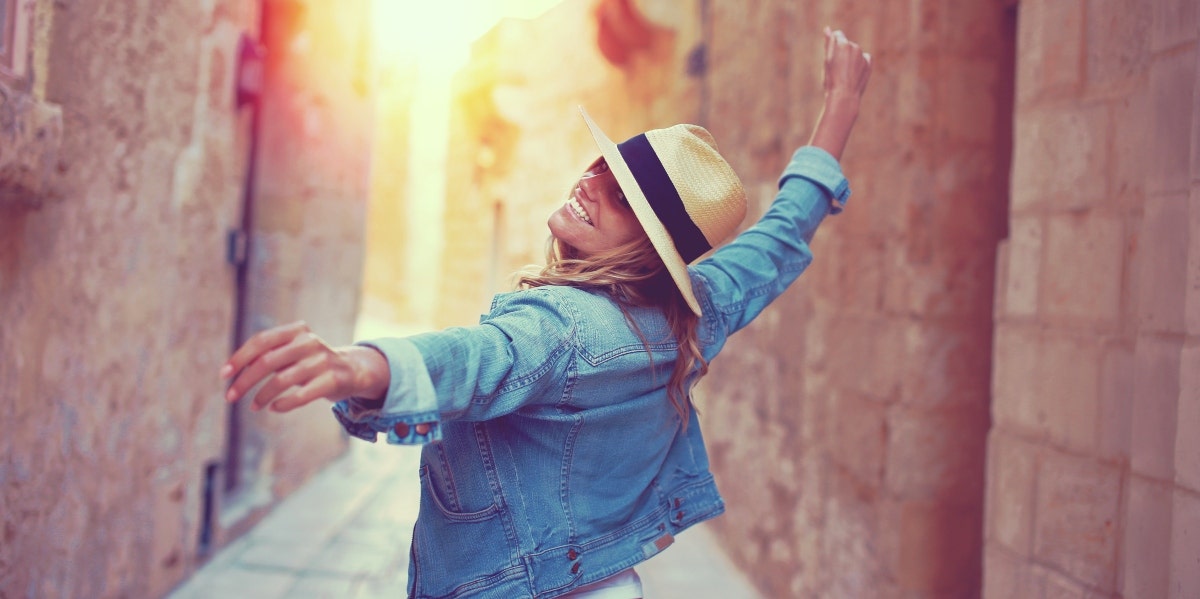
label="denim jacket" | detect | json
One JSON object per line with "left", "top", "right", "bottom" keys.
{"left": 333, "top": 146, "right": 850, "bottom": 599}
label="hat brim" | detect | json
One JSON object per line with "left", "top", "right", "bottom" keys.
{"left": 578, "top": 106, "right": 703, "bottom": 316}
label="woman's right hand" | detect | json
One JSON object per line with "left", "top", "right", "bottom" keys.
{"left": 809, "top": 28, "right": 872, "bottom": 161}
{"left": 822, "top": 27, "right": 872, "bottom": 108}
{"left": 220, "top": 321, "right": 390, "bottom": 413}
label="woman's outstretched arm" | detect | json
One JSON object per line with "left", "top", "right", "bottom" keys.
{"left": 808, "top": 27, "right": 872, "bottom": 162}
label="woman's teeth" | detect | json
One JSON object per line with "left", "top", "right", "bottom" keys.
{"left": 569, "top": 193, "right": 592, "bottom": 224}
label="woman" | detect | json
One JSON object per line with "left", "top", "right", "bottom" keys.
{"left": 222, "top": 28, "right": 871, "bottom": 599}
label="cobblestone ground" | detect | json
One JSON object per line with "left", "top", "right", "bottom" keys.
{"left": 167, "top": 441, "right": 762, "bottom": 599}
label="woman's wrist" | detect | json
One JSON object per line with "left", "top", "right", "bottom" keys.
{"left": 808, "top": 99, "right": 859, "bottom": 161}
{"left": 342, "top": 344, "right": 391, "bottom": 402}
{"left": 823, "top": 90, "right": 862, "bottom": 117}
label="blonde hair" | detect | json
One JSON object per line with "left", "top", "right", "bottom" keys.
{"left": 516, "top": 236, "right": 708, "bottom": 427}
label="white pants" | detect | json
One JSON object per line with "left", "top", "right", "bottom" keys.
{"left": 562, "top": 568, "right": 643, "bottom": 599}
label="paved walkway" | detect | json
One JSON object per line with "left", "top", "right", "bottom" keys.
{"left": 168, "top": 441, "right": 762, "bottom": 599}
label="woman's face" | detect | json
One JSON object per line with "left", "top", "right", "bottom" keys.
{"left": 547, "top": 157, "right": 646, "bottom": 256}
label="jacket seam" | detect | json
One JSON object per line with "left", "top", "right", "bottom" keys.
{"left": 560, "top": 415, "right": 583, "bottom": 544}
{"left": 715, "top": 261, "right": 802, "bottom": 316}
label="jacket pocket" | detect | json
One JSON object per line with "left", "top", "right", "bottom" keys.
{"left": 413, "top": 464, "right": 514, "bottom": 598}
{"left": 419, "top": 463, "right": 501, "bottom": 523}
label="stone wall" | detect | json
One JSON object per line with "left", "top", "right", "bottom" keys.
{"left": 984, "top": 0, "right": 1200, "bottom": 597}
{"left": 697, "top": 1, "right": 1012, "bottom": 597}
{"left": 0, "top": 0, "right": 373, "bottom": 596}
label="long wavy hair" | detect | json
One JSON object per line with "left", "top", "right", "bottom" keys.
{"left": 516, "top": 235, "right": 708, "bottom": 427}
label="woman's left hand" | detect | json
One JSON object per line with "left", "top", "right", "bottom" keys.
{"left": 220, "top": 321, "right": 388, "bottom": 413}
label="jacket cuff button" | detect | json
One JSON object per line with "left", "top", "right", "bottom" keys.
{"left": 393, "top": 422, "right": 410, "bottom": 437}
{"left": 571, "top": 561, "right": 581, "bottom": 575}
{"left": 567, "top": 549, "right": 579, "bottom": 561}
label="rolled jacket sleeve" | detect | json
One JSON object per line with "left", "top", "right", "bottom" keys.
{"left": 331, "top": 287, "right": 576, "bottom": 444}
{"left": 778, "top": 146, "right": 851, "bottom": 213}
{"left": 692, "top": 146, "right": 850, "bottom": 336}
{"left": 331, "top": 338, "right": 443, "bottom": 445}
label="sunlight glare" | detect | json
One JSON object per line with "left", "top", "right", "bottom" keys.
{"left": 368, "top": 0, "right": 563, "bottom": 325}
{"left": 373, "top": 0, "right": 564, "bottom": 71}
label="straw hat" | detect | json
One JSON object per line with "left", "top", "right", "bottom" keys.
{"left": 579, "top": 107, "right": 747, "bottom": 316}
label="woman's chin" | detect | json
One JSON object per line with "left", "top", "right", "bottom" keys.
{"left": 547, "top": 211, "right": 583, "bottom": 246}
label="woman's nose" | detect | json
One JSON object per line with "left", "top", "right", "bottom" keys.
{"left": 581, "top": 175, "right": 615, "bottom": 202}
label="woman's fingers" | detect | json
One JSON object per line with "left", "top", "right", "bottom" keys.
{"left": 249, "top": 350, "right": 329, "bottom": 411}
{"left": 221, "top": 321, "right": 310, "bottom": 380}
{"left": 221, "top": 321, "right": 366, "bottom": 415}
{"left": 269, "top": 370, "right": 342, "bottom": 413}
{"left": 223, "top": 322, "right": 319, "bottom": 403}
{"left": 822, "top": 28, "right": 871, "bottom": 97}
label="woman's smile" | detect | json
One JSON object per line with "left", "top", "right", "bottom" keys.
{"left": 567, "top": 187, "right": 594, "bottom": 225}
{"left": 547, "top": 157, "right": 645, "bottom": 255}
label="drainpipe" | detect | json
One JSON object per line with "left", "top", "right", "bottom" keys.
{"left": 200, "top": 2, "right": 267, "bottom": 557}
{"left": 226, "top": 8, "right": 268, "bottom": 496}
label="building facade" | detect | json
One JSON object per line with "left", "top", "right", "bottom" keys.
{"left": 0, "top": 0, "right": 374, "bottom": 597}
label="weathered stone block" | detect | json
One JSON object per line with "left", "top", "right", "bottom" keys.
{"left": 983, "top": 544, "right": 1033, "bottom": 599}
{"left": 1033, "top": 451, "right": 1121, "bottom": 588}
{"left": 1033, "top": 564, "right": 1095, "bottom": 598}
{"left": 1188, "top": 185, "right": 1200, "bottom": 336}
{"left": 0, "top": 93, "right": 63, "bottom": 208}
{"left": 996, "top": 238, "right": 1011, "bottom": 319}
{"left": 1122, "top": 475, "right": 1172, "bottom": 599}
{"left": 1002, "top": 217, "right": 1043, "bottom": 318}
{"left": 1170, "top": 489, "right": 1200, "bottom": 599}
{"left": 1194, "top": 85, "right": 1200, "bottom": 183}
{"left": 149, "top": 477, "right": 188, "bottom": 598}
{"left": 936, "top": 57, "right": 1002, "bottom": 146}
{"left": 1175, "top": 345, "right": 1200, "bottom": 492}
{"left": 894, "top": 319, "right": 993, "bottom": 410}
{"left": 991, "top": 324, "right": 1042, "bottom": 436}
{"left": 813, "top": 315, "right": 903, "bottom": 402}
{"left": 822, "top": 470, "right": 887, "bottom": 597}
{"left": 856, "top": 146, "right": 932, "bottom": 238}
{"left": 1039, "top": 331, "right": 1104, "bottom": 453}
{"left": 1011, "top": 105, "right": 1109, "bottom": 211}
{"left": 938, "top": 0, "right": 1008, "bottom": 59}
{"left": 891, "top": 501, "right": 982, "bottom": 594}
{"left": 883, "top": 236, "right": 999, "bottom": 320}
{"left": 1151, "top": 0, "right": 1199, "bottom": 52}
{"left": 1110, "top": 91, "right": 1151, "bottom": 205}
{"left": 1137, "top": 194, "right": 1190, "bottom": 333}
{"left": 1148, "top": 49, "right": 1197, "bottom": 196}
{"left": 1086, "top": 0, "right": 1151, "bottom": 90}
{"left": 1130, "top": 336, "right": 1183, "bottom": 480}
{"left": 886, "top": 406, "right": 988, "bottom": 503}
{"left": 1043, "top": 213, "right": 1124, "bottom": 326}
{"left": 1016, "top": 0, "right": 1085, "bottom": 101}
{"left": 815, "top": 233, "right": 886, "bottom": 317}
{"left": 985, "top": 431, "right": 1037, "bottom": 555}
{"left": 830, "top": 391, "right": 887, "bottom": 488}
{"left": 1097, "top": 343, "right": 1135, "bottom": 462}
{"left": 932, "top": 153, "right": 1008, "bottom": 243}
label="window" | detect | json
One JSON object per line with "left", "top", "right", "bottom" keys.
{"left": 0, "top": 0, "right": 30, "bottom": 84}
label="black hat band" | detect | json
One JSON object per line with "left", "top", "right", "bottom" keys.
{"left": 617, "top": 134, "right": 712, "bottom": 263}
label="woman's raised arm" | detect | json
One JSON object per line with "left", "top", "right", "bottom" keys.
{"left": 808, "top": 27, "right": 873, "bottom": 161}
